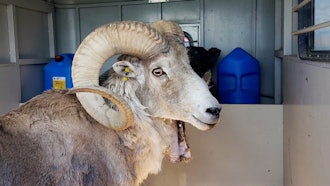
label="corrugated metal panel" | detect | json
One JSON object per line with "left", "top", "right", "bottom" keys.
{"left": 255, "top": 0, "right": 275, "bottom": 103}
{"left": 52, "top": 0, "right": 142, "bottom": 4}
{"left": 0, "top": 1, "right": 54, "bottom": 111}
{"left": 162, "top": 0, "right": 200, "bottom": 22}
{"left": 204, "top": 0, "right": 254, "bottom": 56}
{"left": 16, "top": 7, "right": 50, "bottom": 59}
{"left": 80, "top": 6, "right": 120, "bottom": 39}
{"left": 55, "top": 8, "right": 79, "bottom": 54}
{"left": 122, "top": 3, "right": 160, "bottom": 23}
{"left": 20, "top": 64, "right": 44, "bottom": 102}
{"left": 0, "top": 4, "right": 10, "bottom": 63}
{"left": 0, "top": 64, "right": 21, "bottom": 114}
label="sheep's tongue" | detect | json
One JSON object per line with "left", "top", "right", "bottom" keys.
{"left": 169, "top": 121, "right": 192, "bottom": 163}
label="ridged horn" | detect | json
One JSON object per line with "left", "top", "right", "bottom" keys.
{"left": 150, "top": 20, "right": 185, "bottom": 43}
{"left": 67, "top": 86, "right": 134, "bottom": 130}
{"left": 72, "top": 21, "right": 169, "bottom": 130}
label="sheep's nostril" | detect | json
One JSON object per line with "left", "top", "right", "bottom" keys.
{"left": 206, "top": 107, "right": 221, "bottom": 118}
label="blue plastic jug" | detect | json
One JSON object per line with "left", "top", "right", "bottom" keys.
{"left": 43, "top": 53, "right": 74, "bottom": 90}
{"left": 217, "top": 48, "right": 260, "bottom": 104}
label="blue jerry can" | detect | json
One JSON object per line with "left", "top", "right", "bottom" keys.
{"left": 217, "top": 48, "right": 260, "bottom": 104}
{"left": 43, "top": 53, "right": 74, "bottom": 90}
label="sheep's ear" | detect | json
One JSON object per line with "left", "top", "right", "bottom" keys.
{"left": 203, "top": 70, "right": 212, "bottom": 86}
{"left": 113, "top": 61, "right": 139, "bottom": 79}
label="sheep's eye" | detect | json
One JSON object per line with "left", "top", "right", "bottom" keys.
{"left": 152, "top": 67, "right": 165, "bottom": 77}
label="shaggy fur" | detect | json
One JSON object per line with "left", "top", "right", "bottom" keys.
{"left": 0, "top": 90, "right": 175, "bottom": 186}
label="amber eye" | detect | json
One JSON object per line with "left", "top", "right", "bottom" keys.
{"left": 152, "top": 67, "right": 165, "bottom": 77}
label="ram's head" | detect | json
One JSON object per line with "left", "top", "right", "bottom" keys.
{"left": 71, "top": 21, "right": 221, "bottom": 148}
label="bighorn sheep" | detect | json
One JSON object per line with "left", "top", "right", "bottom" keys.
{"left": 0, "top": 20, "right": 221, "bottom": 186}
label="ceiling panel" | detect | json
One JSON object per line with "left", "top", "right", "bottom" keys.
{"left": 51, "top": 0, "right": 143, "bottom": 5}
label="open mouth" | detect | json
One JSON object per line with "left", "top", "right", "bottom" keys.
{"left": 167, "top": 120, "right": 192, "bottom": 163}
{"left": 166, "top": 117, "right": 218, "bottom": 163}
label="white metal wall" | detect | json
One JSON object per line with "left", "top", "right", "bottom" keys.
{"left": 145, "top": 104, "right": 283, "bottom": 186}
{"left": 54, "top": 0, "right": 202, "bottom": 53}
{"left": 283, "top": 56, "right": 330, "bottom": 186}
{"left": 0, "top": 0, "right": 54, "bottom": 113}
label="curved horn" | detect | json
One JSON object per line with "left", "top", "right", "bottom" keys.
{"left": 67, "top": 86, "right": 134, "bottom": 130}
{"left": 150, "top": 20, "right": 185, "bottom": 43}
{"left": 72, "top": 21, "right": 168, "bottom": 130}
